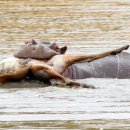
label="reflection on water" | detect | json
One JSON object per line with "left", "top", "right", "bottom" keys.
{"left": 1, "top": 0, "right": 130, "bottom": 54}
{"left": 0, "top": 79, "right": 130, "bottom": 129}
{"left": 1, "top": 0, "right": 130, "bottom": 129}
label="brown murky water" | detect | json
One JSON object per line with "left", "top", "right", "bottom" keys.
{"left": 0, "top": 0, "right": 130, "bottom": 129}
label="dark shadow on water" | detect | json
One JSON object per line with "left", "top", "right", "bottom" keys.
{"left": 1, "top": 80, "right": 50, "bottom": 89}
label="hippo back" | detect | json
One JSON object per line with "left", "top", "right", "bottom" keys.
{"left": 63, "top": 52, "right": 130, "bottom": 79}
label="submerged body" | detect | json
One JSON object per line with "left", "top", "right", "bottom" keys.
{"left": 0, "top": 56, "right": 95, "bottom": 88}
{"left": 0, "top": 57, "right": 63, "bottom": 83}
{"left": 0, "top": 57, "right": 30, "bottom": 83}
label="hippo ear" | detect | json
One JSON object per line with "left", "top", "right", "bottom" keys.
{"left": 31, "top": 39, "right": 37, "bottom": 45}
{"left": 60, "top": 46, "right": 67, "bottom": 54}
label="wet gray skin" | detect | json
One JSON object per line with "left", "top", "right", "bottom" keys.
{"left": 15, "top": 39, "right": 67, "bottom": 60}
{"left": 62, "top": 52, "right": 130, "bottom": 79}
{"left": 14, "top": 39, "right": 59, "bottom": 60}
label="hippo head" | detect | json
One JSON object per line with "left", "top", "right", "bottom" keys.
{"left": 14, "top": 39, "right": 67, "bottom": 60}
{"left": 49, "top": 42, "right": 67, "bottom": 54}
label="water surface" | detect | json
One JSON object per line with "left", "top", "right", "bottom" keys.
{"left": 0, "top": 0, "right": 130, "bottom": 129}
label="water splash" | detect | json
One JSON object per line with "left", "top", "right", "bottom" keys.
{"left": 116, "top": 55, "right": 120, "bottom": 78}
{"left": 90, "top": 62, "right": 97, "bottom": 77}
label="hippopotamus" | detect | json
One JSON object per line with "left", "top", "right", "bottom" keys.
{"left": 16, "top": 39, "right": 130, "bottom": 79}
{"left": 36, "top": 40, "right": 130, "bottom": 79}
{"left": 0, "top": 39, "right": 128, "bottom": 88}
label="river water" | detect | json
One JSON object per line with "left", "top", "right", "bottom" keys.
{"left": 0, "top": 0, "right": 130, "bottom": 129}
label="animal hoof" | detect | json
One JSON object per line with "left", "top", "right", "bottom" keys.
{"left": 50, "top": 79, "right": 66, "bottom": 86}
{"left": 123, "top": 45, "right": 129, "bottom": 50}
{"left": 81, "top": 83, "right": 96, "bottom": 89}
{"left": 111, "top": 45, "right": 129, "bottom": 55}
